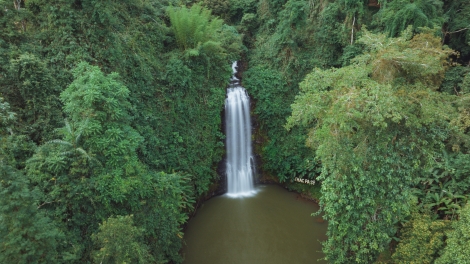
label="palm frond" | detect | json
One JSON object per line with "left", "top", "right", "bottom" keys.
{"left": 75, "top": 117, "right": 89, "bottom": 145}
{"left": 46, "top": 139, "right": 74, "bottom": 147}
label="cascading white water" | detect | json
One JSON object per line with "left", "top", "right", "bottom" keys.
{"left": 225, "top": 62, "right": 256, "bottom": 198}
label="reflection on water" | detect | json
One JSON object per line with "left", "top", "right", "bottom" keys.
{"left": 182, "top": 185, "right": 328, "bottom": 264}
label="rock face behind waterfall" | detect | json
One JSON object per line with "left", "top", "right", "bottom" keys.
{"left": 225, "top": 62, "right": 256, "bottom": 198}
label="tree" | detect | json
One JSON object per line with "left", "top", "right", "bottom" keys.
{"left": 59, "top": 61, "right": 143, "bottom": 171}
{"left": 287, "top": 28, "right": 457, "bottom": 263}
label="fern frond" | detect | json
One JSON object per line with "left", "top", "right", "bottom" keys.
{"left": 26, "top": 156, "right": 45, "bottom": 164}
{"left": 76, "top": 117, "right": 89, "bottom": 144}
{"left": 76, "top": 147, "right": 91, "bottom": 159}
{"left": 64, "top": 118, "right": 73, "bottom": 135}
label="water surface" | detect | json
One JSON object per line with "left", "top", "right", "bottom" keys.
{"left": 182, "top": 185, "right": 327, "bottom": 264}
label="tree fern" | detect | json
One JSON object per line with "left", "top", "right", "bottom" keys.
{"left": 167, "top": 4, "right": 223, "bottom": 52}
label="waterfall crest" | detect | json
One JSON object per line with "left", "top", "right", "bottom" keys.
{"left": 225, "top": 62, "right": 256, "bottom": 198}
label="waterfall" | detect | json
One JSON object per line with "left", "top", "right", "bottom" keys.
{"left": 225, "top": 62, "right": 256, "bottom": 198}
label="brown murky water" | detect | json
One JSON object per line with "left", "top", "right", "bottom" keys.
{"left": 182, "top": 184, "right": 328, "bottom": 264}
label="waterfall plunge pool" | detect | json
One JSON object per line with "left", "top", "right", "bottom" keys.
{"left": 182, "top": 184, "right": 328, "bottom": 263}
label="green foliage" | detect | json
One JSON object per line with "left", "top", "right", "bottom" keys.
{"left": 239, "top": 13, "right": 258, "bottom": 32}
{"left": 314, "top": 2, "right": 348, "bottom": 67}
{"left": 2, "top": 0, "right": 469, "bottom": 262}
{"left": 285, "top": 181, "right": 322, "bottom": 201}
{"left": 244, "top": 66, "right": 317, "bottom": 182}
{"left": 258, "top": 0, "right": 289, "bottom": 20}
{"left": 443, "top": 0, "right": 470, "bottom": 58}
{"left": 245, "top": 0, "right": 360, "bottom": 183}
{"left": 462, "top": 72, "right": 470, "bottom": 94}
{"left": 0, "top": 165, "right": 63, "bottom": 264}
{"left": 287, "top": 29, "right": 457, "bottom": 263}
{"left": 336, "top": 0, "right": 368, "bottom": 13}
{"left": 155, "top": 55, "right": 229, "bottom": 195}
{"left": 60, "top": 62, "right": 143, "bottom": 170}
{"left": 440, "top": 66, "right": 470, "bottom": 95}
{"left": 200, "top": 0, "right": 230, "bottom": 18}
{"left": 0, "top": 0, "right": 30, "bottom": 46}
{"left": 26, "top": 63, "right": 196, "bottom": 263}
{"left": 26, "top": 136, "right": 100, "bottom": 262}
{"left": 244, "top": 66, "right": 289, "bottom": 126}
{"left": 436, "top": 203, "right": 470, "bottom": 264}
{"left": 167, "top": 4, "right": 224, "bottom": 52}
{"left": 244, "top": 0, "right": 353, "bottom": 185}
{"left": 392, "top": 211, "right": 451, "bottom": 263}
{"left": 251, "top": 0, "right": 320, "bottom": 71}
{"left": 0, "top": 0, "right": 237, "bottom": 262}
{"left": 0, "top": 97, "right": 15, "bottom": 128}
{"left": 0, "top": 133, "right": 36, "bottom": 170}
{"left": 312, "top": 0, "right": 380, "bottom": 67}
{"left": 26, "top": 63, "right": 144, "bottom": 259}
{"left": 373, "top": 0, "right": 444, "bottom": 37}
{"left": 339, "top": 42, "right": 365, "bottom": 66}
{"left": 2, "top": 53, "right": 62, "bottom": 142}
{"left": 228, "top": 0, "right": 258, "bottom": 22}
{"left": 450, "top": 72, "right": 470, "bottom": 150}
{"left": 92, "top": 215, "right": 153, "bottom": 264}
{"left": 412, "top": 150, "right": 470, "bottom": 220}
{"left": 0, "top": 98, "right": 36, "bottom": 169}
{"left": 276, "top": 0, "right": 307, "bottom": 39}
{"left": 151, "top": 5, "right": 242, "bottom": 197}
{"left": 135, "top": 171, "right": 194, "bottom": 263}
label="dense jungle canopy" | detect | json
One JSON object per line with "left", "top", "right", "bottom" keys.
{"left": 1, "top": 0, "right": 470, "bottom": 263}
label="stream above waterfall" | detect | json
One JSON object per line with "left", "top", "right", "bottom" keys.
{"left": 182, "top": 184, "right": 328, "bottom": 263}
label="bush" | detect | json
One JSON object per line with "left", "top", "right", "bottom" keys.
{"left": 436, "top": 203, "right": 470, "bottom": 264}
{"left": 392, "top": 212, "right": 451, "bottom": 263}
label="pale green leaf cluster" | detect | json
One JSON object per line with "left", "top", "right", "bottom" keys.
{"left": 392, "top": 212, "right": 451, "bottom": 263}
{"left": 92, "top": 215, "right": 153, "bottom": 264}
{"left": 436, "top": 203, "right": 470, "bottom": 264}
{"left": 356, "top": 27, "right": 456, "bottom": 87}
